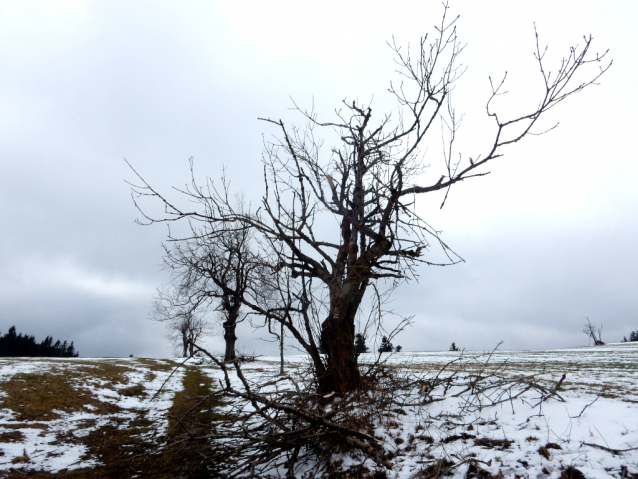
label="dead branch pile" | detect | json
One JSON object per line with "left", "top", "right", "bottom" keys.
{"left": 401, "top": 349, "right": 566, "bottom": 414}
{"left": 151, "top": 346, "right": 571, "bottom": 478}
{"left": 192, "top": 349, "right": 395, "bottom": 478}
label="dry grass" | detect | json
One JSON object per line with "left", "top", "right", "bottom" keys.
{"left": 118, "top": 384, "right": 146, "bottom": 397}
{"left": 0, "top": 371, "right": 121, "bottom": 421}
{"left": 71, "top": 362, "right": 133, "bottom": 384}
{"left": 134, "top": 358, "right": 178, "bottom": 372}
{"left": 159, "top": 365, "right": 229, "bottom": 476}
{"left": 377, "top": 353, "right": 638, "bottom": 403}
{"left": 0, "top": 431, "right": 24, "bottom": 443}
{"left": 0, "top": 359, "right": 227, "bottom": 478}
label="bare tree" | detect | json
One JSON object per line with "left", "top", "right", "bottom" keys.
{"left": 582, "top": 317, "right": 605, "bottom": 346}
{"left": 158, "top": 219, "right": 260, "bottom": 362}
{"left": 153, "top": 299, "right": 209, "bottom": 357}
{"left": 130, "top": 6, "right": 609, "bottom": 392}
{"left": 266, "top": 318, "right": 286, "bottom": 376}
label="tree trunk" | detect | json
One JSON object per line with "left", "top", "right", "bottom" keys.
{"left": 279, "top": 321, "right": 285, "bottom": 376}
{"left": 320, "top": 316, "right": 359, "bottom": 393}
{"left": 223, "top": 311, "right": 238, "bottom": 362}
{"left": 319, "top": 282, "right": 367, "bottom": 393}
{"left": 182, "top": 330, "right": 188, "bottom": 357}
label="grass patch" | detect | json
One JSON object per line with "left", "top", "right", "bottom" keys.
{"left": 159, "top": 365, "right": 229, "bottom": 476}
{"left": 2, "top": 423, "right": 48, "bottom": 430}
{"left": 71, "top": 362, "right": 133, "bottom": 385}
{"left": 474, "top": 437, "right": 514, "bottom": 450}
{"left": 0, "top": 430, "right": 24, "bottom": 442}
{"left": 134, "top": 358, "right": 178, "bottom": 372}
{"left": 11, "top": 449, "right": 30, "bottom": 464}
{"left": 0, "top": 372, "right": 120, "bottom": 421}
{"left": 118, "top": 384, "right": 146, "bottom": 397}
{"left": 2, "top": 363, "right": 228, "bottom": 478}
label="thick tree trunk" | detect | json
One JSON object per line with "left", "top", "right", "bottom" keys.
{"left": 320, "top": 315, "right": 359, "bottom": 393}
{"left": 319, "top": 282, "right": 367, "bottom": 393}
{"left": 223, "top": 312, "right": 238, "bottom": 362}
{"left": 182, "top": 331, "right": 188, "bottom": 357}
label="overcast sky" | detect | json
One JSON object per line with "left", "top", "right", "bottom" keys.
{"left": 1, "top": 1, "right": 636, "bottom": 357}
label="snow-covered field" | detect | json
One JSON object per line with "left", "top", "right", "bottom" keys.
{"left": 360, "top": 343, "right": 638, "bottom": 478}
{"left": 0, "top": 357, "right": 185, "bottom": 475}
{"left": 0, "top": 343, "right": 636, "bottom": 477}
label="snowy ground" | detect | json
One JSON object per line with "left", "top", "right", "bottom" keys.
{"left": 366, "top": 343, "right": 638, "bottom": 478}
{"left": 0, "top": 357, "right": 184, "bottom": 474}
{"left": 0, "top": 343, "right": 636, "bottom": 477}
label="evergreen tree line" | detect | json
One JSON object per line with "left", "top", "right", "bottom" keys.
{"left": 0, "top": 326, "right": 79, "bottom": 357}
{"left": 622, "top": 330, "right": 638, "bottom": 342}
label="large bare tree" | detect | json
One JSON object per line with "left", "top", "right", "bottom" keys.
{"left": 131, "top": 7, "right": 610, "bottom": 392}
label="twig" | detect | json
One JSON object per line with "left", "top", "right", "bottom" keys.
{"left": 343, "top": 436, "right": 393, "bottom": 470}
{"left": 570, "top": 396, "right": 599, "bottom": 418}
{"left": 553, "top": 373, "right": 566, "bottom": 393}
{"left": 582, "top": 442, "right": 638, "bottom": 455}
{"left": 150, "top": 356, "right": 191, "bottom": 401}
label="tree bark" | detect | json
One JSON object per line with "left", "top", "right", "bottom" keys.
{"left": 319, "top": 281, "right": 367, "bottom": 393}
{"left": 223, "top": 308, "right": 239, "bottom": 362}
{"left": 182, "top": 330, "right": 188, "bottom": 358}
{"left": 279, "top": 321, "right": 285, "bottom": 376}
{"left": 223, "top": 322, "right": 237, "bottom": 362}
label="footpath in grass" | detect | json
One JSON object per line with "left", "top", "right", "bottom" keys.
{"left": 0, "top": 358, "right": 225, "bottom": 478}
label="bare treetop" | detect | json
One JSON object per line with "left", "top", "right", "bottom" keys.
{"left": 128, "top": 4, "right": 610, "bottom": 392}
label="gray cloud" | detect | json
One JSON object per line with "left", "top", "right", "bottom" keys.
{"left": 0, "top": 1, "right": 635, "bottom": 357}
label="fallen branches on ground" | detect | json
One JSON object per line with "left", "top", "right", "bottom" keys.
{"left": 581, "top": 442, "right": 638, "bottom": 455}
{"left": 144, "top": 343, "right": 580, "bottom": 478}
{"left": 191, "top": 345, "right": 396, "bottom": 477}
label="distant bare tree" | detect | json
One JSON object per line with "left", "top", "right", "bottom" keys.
{"left": 266, "top": 319, "right": 286, "bottom": 376}
{"left": 153, "top": 300, "right": 209, "bottom": 357}
{"left": 582, "top": 317, "right": 605, "bottom": 346}
{"left": 160, "top": 220, "right": 260, "bottom": 363}
{"left": 130, "top": 5, "right": 610, "bottom": 392}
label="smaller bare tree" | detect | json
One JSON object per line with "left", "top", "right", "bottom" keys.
{"left": 266, "top": 320, "right": 286, "bottom": 376}
{"left": 582, "top": 317, "right": 604, "bottom": 346}
{"left": 153, "top": 300, "right": 209, "bottom": 357}
{"left": 159, "top": 209, "right": 269, "bottom": 363}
